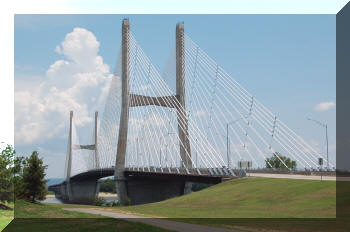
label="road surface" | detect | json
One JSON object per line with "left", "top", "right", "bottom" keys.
{"left": 248, "top": 173, "right": 341, "bottom": 181}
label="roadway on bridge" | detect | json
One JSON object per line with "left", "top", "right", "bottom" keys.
{"left": 247, "top": 173, "right": 339, "bottom": 181}
{"left": 63, "top": 208, "right": 240, "bottom": 232}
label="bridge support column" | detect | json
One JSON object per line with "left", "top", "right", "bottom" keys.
{"left": 126, "top": 178, "right": 190, "bottom": 205}
{"left": 59, "top": 181, "right": 100, "bottom": 204}
{"left": 176, "top": 23, "right": 192, "bottom": 169}
{"left": 115, "top": 18, "right": 130, "bottom": 206}
{"left": 183, "top": 181, "right": 193, "bottom": 195}
{"left": 94, "top": 111, "right": 100, "bottom": 169}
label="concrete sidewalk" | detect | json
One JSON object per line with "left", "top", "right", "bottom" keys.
{"left": 63, "top": 208, "right": 239, "bottom": 232}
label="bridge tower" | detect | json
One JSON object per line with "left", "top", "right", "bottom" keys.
{"left": 63, "top": 110, "right": 100, "bottom": 203}
{"left": 176, "top": 23, "right": 192, "bottom": 169}
{"left": 114, "top": 19, "right": 131, "bottom": 206}
{"left": 115, "top": 19, "right": 192, "bottom": 205}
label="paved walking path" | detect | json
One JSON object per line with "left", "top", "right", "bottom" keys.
{"left": 63, "top": 208, "right": 239, "bottom": 232}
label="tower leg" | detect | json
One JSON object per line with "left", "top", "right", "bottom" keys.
{"left": 176, "top": 23, "right": 192, "bottom": 169}
{"left": 115, "top": 19, "right": 130, "bottom": 205}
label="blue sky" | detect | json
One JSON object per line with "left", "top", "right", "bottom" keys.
{"left": 14, "top": 14, "right": 336, "bottom": 178}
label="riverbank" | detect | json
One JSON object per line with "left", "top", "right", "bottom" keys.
{"left": 42, "top": 192, "right": 117, "bottom": 204}
{"left": 45, "top": 192, "right": 117, "bottom": 198}
{"left": 98, "top": 192, "right": 117, "bottom": 198}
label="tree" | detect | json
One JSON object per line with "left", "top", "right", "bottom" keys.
{"left": 21, "top": 151, "right": 48, "bottom": 202}
{"left": 13, "top": 156, "right": 26, "bottom": 199}
{"left": 265, "top": 152, "right": 297, "bottom": 170}
{"left": 100, "top": 178, "right": 116, "bottom": 193}
{"left": 0, "top": 144, "right": 14, "bottom": 208}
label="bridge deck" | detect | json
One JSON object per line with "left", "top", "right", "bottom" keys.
{"left": 49, "top": 167, "right": 241, "bottom": 188}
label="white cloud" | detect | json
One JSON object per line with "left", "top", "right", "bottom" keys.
{"left": 313, "top": 101, "right": 335, "bottom": 111}
{"left": 15, "top": 28, "right": 112, "bottom": 145}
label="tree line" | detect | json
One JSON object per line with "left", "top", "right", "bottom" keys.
{"left": 0, "top": 145, "right": 47, "bottom": 209}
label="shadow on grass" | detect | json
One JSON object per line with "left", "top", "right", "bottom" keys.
{"left": 3, "top": 218, "right": 173, "bottom": 232}
{"left": 173, "top": 218, "right": 347, "bottom": 232}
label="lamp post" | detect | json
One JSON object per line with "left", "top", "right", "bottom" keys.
{"left": 307, "top": 118, "right": 329, "bottom": 170}
{"left": 226, "top": 116, "right": 248, "bottom": 168}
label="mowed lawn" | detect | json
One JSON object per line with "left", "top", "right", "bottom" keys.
{"left": 2, "top": 200, "right": 172, "bottom": 232}
{"left": 0, "top": 203, "right": 13, "bottom": 231}
{"left": 119, "top": 177, "right": 336, "bottom": 218}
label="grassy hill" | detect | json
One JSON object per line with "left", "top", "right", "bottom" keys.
{"left": 110, "top": 177, "right": 338, "bottom": 232}
{"left": 122, "top": 177, "right": 336, "bottom": 218}
{"left": 2, "top": 200, "right": 171, "bottom": 232}
{"left": 0, "top": 202, "right": 13, "bottom": 231}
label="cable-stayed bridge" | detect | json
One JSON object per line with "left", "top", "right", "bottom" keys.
{"left": 49, "top": 19, "right": 334, "bottom": 205}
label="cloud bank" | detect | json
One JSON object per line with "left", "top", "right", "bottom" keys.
{"left": 15, "top": 28, "right": 112, "bottom": 145}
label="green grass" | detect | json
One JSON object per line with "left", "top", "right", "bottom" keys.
{"left": 2, "top": 200, "right": 172, "bottom": 232}
{"left": 119, "top": 177, "right": 336, "bottom": 218}
{"left": 102, "top": 177, "right": 340, "bottom": 232}
{"left": 4, "top": 177, "right": 341, "bottom": 232}
{"left": 4, "top": 218, "right": 173, "bottom": 232}
{"left": 14, "top": 200, "right": 102, "bottom": 218}
{"left": 0, "top": 202, "right": 13, "bottom": 232}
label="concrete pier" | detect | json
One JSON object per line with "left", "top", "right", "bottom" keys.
{"left": 67, "top": 181, "right": 100, "bottom": 204}
{"left": 48, "top": 168, "right": 226, "bottom": 205}
{"left": 50, "top": 180, "right": 100, "bottom": 204}
{"left": 126, "top": 179, "right": 187, "bottom": 205}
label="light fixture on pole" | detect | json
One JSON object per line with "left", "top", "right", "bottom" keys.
{"left": 226, "top": 115, "right": 249, "bottom": 168}
{"left": 307, "top": 118, "right": 329, "bottom": 170}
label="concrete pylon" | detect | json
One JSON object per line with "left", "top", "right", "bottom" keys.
{"left": 114, "top": 20, "right": 193, "bottom": 205}
{"left": 67, "top": 111, "right": 73, "bottom": 181}
{"left": 94, "top": 111, "right": 99, "bottom": 169}
{"left": 115, "top": 18, "right": 130, "bottom": 205}
{"left": 66, "top": 111, "right": 73, "bottom": 201}
{"left": 176, "top": 23, "right": 192, "bottom": 169}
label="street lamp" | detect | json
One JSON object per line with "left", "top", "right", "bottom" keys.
{"left": 226, "top": 116, "right": 249, "bottom": 168}
{"left": 307, "top": 118, "right": 329, "bottom": 170}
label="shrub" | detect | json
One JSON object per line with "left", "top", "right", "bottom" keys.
{"left": 111, "top": 201, "right": 120, "bottom": 207}
{"left": 125, "top": 196, "right": 131, "bottom": 206}
{"left": 93, "top": 197, "right": 106, "bottom": 206}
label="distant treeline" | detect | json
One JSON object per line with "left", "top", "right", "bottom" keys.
{"left": 99, "top": 178, "right": 116, "bottom": 193}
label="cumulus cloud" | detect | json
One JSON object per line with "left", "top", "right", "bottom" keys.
{"left": 313, "top": 101, "right": 335, "bottom": 111}
{"left": 15, "top": 28, "right": 113, "bottom": 145}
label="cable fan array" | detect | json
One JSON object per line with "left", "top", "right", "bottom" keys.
{"left": 65, "top": 31, "right": 334, "bottom": 179}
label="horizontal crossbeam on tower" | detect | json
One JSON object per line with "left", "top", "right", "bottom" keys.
{"left": 72, "top": 144, "right": 96, "bottom": 150}
{"left": 129, "top": 93, "right": 179, "bottom": 108}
